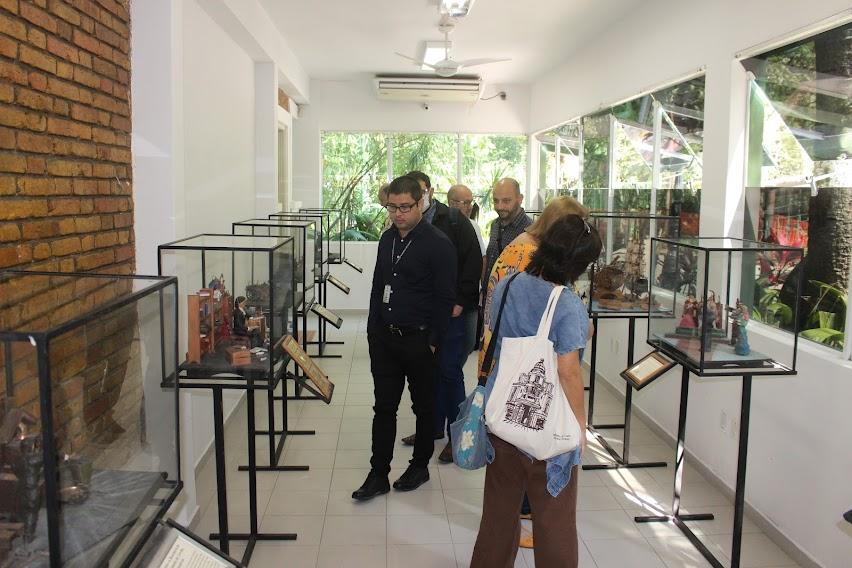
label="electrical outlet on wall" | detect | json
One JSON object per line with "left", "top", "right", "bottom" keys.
{"left": 720, "top": 410, "right": 728, "bottom": 433}
{"left": 613, "top": 339, "right": 620, "bottom": 355}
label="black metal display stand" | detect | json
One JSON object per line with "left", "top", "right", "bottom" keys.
{"left": 173, "top": 370, "right": 306, "bottom": 565}
{"left": 634, "top": 366, "right": 758, "bottom": 568}
{"left": 584, "top": 315, "right": 668, "bottom": 471}
{"left": 306, "top": 273, "right": 344, "bottom": 359}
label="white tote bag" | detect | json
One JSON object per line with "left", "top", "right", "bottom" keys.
{"left": 484, "top": 284, "right": 581, "bottom": 460}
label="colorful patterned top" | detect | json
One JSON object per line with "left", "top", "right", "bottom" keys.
{"left": 479, "top": 239, "right": 588, "bottom": 377}
{"left": 478, "top": 241, "right": 538, "bottom": 376}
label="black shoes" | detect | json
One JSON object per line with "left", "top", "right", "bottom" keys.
{"left": 437, "top": 442, "right": 453, "bottom": 464}
{"left": 352, "top": 471, "right": 390, "bottom": 501}
{"left": 401, "top": 432, "right": 444, "bottom": 446}
{"left": 392, "top": 465, "right": 430, "bottom": 492}
{"left": 353, "top": 466, "right": 430, "bottom": 499}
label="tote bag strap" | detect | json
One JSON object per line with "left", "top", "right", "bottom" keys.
{"left": 478, "top": 272, "right": 521, "bottom": 386}
{"left": 535, "top": 285, "right": 565, "bottom": 339}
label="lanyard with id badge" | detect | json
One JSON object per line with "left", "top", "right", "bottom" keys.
{"left": 383, "top": 236, "right": 412, "bottom": 304}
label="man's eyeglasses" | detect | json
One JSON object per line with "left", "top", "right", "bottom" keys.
{"left": 385, "top": 202, "right": 418, "bottom": 214}
{"left": 449, "top": 199, "right": 474, "bottom": 207}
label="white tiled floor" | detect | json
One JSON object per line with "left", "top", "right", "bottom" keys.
{"left": 191, "top": 314, "right": 800, "bottom": 568}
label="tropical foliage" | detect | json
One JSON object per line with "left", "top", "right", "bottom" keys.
{"left": 322, "top": 132, "right": 527, "bottom": 241}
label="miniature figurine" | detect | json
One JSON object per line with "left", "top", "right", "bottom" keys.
{"left": 233, "top": 296, "right": 249, "bottom": 335}
{"left": 678, "top": 296, "right": 699, "bottom": 329}
{"left": 708, "top": 291, "right": 723, "bottom": 330}
{"left": 730, "top": 298, "right": 751, "bottom": 356}
{"left": 701, "top": 300, "right": 718, "bottom": 350}
{"left": 0, "top": 407, "right": 43, "bottom": 558}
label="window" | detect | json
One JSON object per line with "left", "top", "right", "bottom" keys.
{"left": 535, "top": 76, "right": 705, "bottom": 235}
{"left": 321, "top": 131, "right": 528, "bottom": 241}
{"left": 321, "top": 132, "right": 388, "bottom": 241}
{"left": 462, "top": 134, "right": 527, "bottom": 231}
{"left": 535, "top": 122, "right": 580, "bottom": 205}
{"left": 742, "top": 22, "right": 852, "bottom": 354}
{"left": 391, "top": 133, "right": 458, "bottom": 198}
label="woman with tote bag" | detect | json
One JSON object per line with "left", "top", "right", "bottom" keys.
{"left": 470, "top": 215, "right": 602, "bottom": 568}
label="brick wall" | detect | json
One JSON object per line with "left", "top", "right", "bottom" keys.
{"left": 0, "top": 2, "right": 144, "bottom": 470}
{"left": 0, "top": 0, "right": 133, "bottom": 275}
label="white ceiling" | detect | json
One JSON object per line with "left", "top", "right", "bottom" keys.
{"left": 258, "top": 0, "right": 642, "bottom": 85}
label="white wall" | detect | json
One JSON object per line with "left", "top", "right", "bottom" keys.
{"left": 183, "top": 0, "right": 256, "bottom": 235}
{"left": 324, "top": 242, "right": 377, "bottom": 312}
{"left": 181, "top": 0, "right": 257, "bottom": 469}
{"left": 291, "top": 77, "right": 531, "bottom": 208}
{"left": 132, "top": 0, "right": 307, "bottom": 524}
{"left": 528, "top": 1, "right": 852, "bottom": 566}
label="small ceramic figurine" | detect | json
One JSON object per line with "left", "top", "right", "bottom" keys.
{"left": 701, "top": 300, "right": 718, "bottom": 350}
{"left": 708, "top": 291, "right": 723, "bottom": 329}
{"left": 730, "top": 299, "right": 750, "bottom": 356}
{"left": 678, "top": 296, "right": 698, "bottom": 328}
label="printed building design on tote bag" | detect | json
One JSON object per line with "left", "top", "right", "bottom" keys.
{"left": 504, "top": 359, "right": 554, "bottom": 430}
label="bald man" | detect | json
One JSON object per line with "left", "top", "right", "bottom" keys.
{"left": 483, "top": 178, "right": 532, "bottom": 289}
{"left": 448, "top": 184, "right": 486, "bottom": 256}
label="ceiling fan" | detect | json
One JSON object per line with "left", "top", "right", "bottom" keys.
{"left": 395, "top": 27, "right": 510, "bottom": 78}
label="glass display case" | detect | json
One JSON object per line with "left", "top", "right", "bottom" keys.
{"left": 0, "top": 270, "right": 180, "bottom": 568}
{"left": 157, "top": 234, "right": 295, "bottom": 380}
{"left": 583, "top": 213, "right": 680, "bottom": 316}
{"left": 269, "top": 212, "right": 328, "bottom": 269}
{"left": 647, "top": 237, "right": 804, "bottom": 375}
{"left": 300, "top": 208, "right": 344, "bottom": 264}
{"left": 232, "top": 219, "right": 318, "bottom": 311}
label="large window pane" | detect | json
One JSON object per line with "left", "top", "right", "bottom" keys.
{"left": 742, "top": 22, "right": 852, "bottom": 352}
{"left": 462, "top": 134, "right": 528, "bottom": 231}
{"left": 582, "top": 112, "right": 611, "bottom": 191}
{"left": 321, "top": 132, "right": 388, "bottom": 241}
{"left": 391, "top": 133, "right": 458, "bottom": 201}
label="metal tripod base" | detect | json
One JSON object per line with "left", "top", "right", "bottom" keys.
{"left": 583, "top": 425, "right": 668, "bottom": 471}
{"left": 238, "top": 464, "right": 309, "bottom": 472}
{"left": 634, "top": 514, "right": 721, "bottom": 568}
{"left": 208, "top": 532, "right": 297, "bottom": 564}
{"left": 584, "top": 461, "right": 668, "bottom": 471}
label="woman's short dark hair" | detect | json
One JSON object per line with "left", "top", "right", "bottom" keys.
{"left": 235, "top": 296, "right": 247, "bottom": 308}
{"left": 525, "top": 215, "right": 602, "bottom": 285}
{"left": 388, "top": 175, "right": 423, "bottom": 202}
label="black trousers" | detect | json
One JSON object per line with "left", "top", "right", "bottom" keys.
{"left": 368, "top": 327, "right": 437, "bottom": 474}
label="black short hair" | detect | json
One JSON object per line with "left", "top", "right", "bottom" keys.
{"left": 525, "top": 215, "right": 602, "bottom": 284}
{"left": 235, "top": 296, "right": 246, "bottom": 308}
{"left": 406, "top": 170, "right": 431, "bottom": 189}
{"left": 388, "top": 175, "right": 423, "bottom": 202}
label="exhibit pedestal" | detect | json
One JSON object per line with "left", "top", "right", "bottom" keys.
{"left": 175, "top": 373, "right": 303, "bottom": 565}
{"left": 584, "top": 316, "right": 668, "bottom": 471}
{"left": 305, "top": 273, "right": 345, "bottom": 360}
{"left": 635, "top": 368, "right": 757, "bottom": 568}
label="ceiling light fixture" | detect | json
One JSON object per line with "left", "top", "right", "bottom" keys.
{"left": 439, "top": 0, "right": 475, "bottom": 18}
{"left": 422, "top": 41, "right": 449, "bottom": 71}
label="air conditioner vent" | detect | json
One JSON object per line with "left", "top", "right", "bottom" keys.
{"left": 374, "top": 74, "right": 482, "bottom": 102}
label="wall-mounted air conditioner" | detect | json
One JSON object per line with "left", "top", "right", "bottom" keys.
{"left": 374, "top": 74, "right": 482, "bottom": 102}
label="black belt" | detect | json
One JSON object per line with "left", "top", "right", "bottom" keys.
{"left": 384, "top": 324, "right": 428, "bottom": 337}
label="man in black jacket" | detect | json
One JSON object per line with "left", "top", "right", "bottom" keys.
{"left": 352, "top": 175, "right": 456, "bottom": 501}
{"left": 404, "top": 171, "right": 483, "bottom": 463}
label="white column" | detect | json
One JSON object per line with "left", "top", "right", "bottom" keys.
{"left": 131, "top": 0, "right": 197, "bottom": 525}
{"left": 131, "top": 0, "right": 185, "bottom": 273}
{"left": 699, "top": 57, "right": 752, "bottom": 238}
{"left": 255, "top": 62, "right": 279, "bottom": 217}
